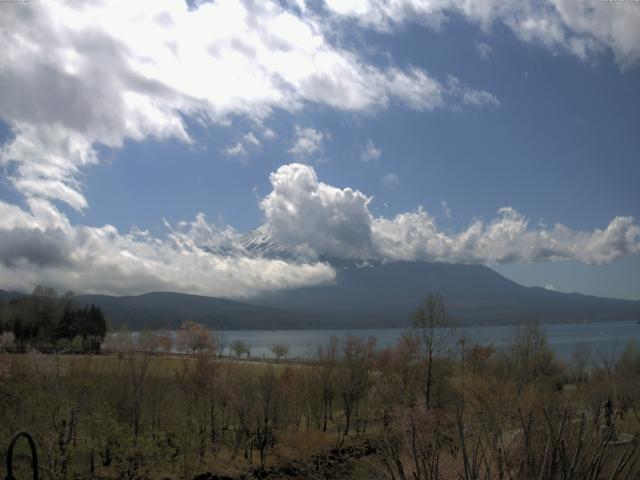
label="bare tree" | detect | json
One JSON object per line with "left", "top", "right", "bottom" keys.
{"left": 505, "top": 322, "right": 559, "bottom": 390}
{"left": 338, "top": 335, "right": 376, "bottom": 436}
{"left": 571, "top": 341, "right": 592, "bottom": 383}
{"left": 157, "top": 331, "right": 173, "bottom": 357}
{"left": 216, "top": 332, "right": 227, "bottom": 358}
{"left": 176, "top": 353, "right": 219, "bottom": 461}
{"left": 318, "top": 336, "right": 339, "bottom": 432}
{"left": 409, "top": 293, "right": 453, "bottom": 410}
{"left": 137, "top": 328, "right": 159, "bottom": 353}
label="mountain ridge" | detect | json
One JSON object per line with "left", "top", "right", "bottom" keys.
{"left": 247, "top": 260, "right": 640, "bottom": 325}
{"left": 1, "top": 260, "right": 638, "bottom": 329}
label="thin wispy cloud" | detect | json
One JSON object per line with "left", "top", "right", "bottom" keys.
{"left": 441, "top": 200, "right": 452, "bottom": 219}
{"left": 324, "top": 0, "right": 640, "bottom": 67}
{"left": 361, "top": 140, "right": 382, "bottom": 163}
{"left": 475, "top": 41, "right": 493, "bottom": 60}
{"left": 243, "top": 132, "right": 261, "bottom": 147}
{"left": 223, "top": 142, "right": 248, "bottom": 157}
{"left": 289, "top": 126, "right": 326, "bottom": 158}
{"left": 381, "top": 173, "right": 400, "bottom": 188}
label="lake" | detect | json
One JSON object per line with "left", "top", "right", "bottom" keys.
{"left": 215, "top": 320, "right": 640, "bottom": 362}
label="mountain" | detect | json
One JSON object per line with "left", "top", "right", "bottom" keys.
{"left": 239, "top": 231, "right": 640, "bottom": 326}
{"left": 71, "top": 292, "right": 313, "bottom": 330}
{"left": 1, "top": 260, "right": 638, "bottom": 329}
{"left": 0, "top": 289, "right": 313, "bottom": 330}
{"left": 0, "top": 290, "right": 29, "bottom": 303}
{"left": 242, "top": 227, "right": 294, "bottom": 259}
{"left": 246, "top": 260, "right": 640, "bottom": 327}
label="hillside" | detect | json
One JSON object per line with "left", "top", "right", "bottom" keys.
{"left": 1, "top": 260, "right": 638, "bottom": 329}
{"left": 246, "top": 260, "right": 640, "bottom": 326}
{"left": 72, "top": 292, "right": 311, "bottom": 330}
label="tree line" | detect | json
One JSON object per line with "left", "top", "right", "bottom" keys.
{"left": 0, "top": 286, "right": 107, "bottom": 353}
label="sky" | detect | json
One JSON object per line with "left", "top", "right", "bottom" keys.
{"left": 0, "top": 0, "right": 639, "bottom": 300}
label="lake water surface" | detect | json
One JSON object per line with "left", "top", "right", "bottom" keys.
{"left": 216, "top": 320, "right": 640, "bottom": 362}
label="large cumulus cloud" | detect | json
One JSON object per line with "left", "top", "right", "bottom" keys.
{"left": 260, "top": 164, "right": 374, "bottom": 259}
{"left": 261, "top": 164, "right": 640, "bottom": 266}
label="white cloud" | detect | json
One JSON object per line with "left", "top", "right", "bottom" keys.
{"left": 260, "top": 163, "right": 374, "bottom": 259}
{"left": 0, "top": 199, "right": 335, "bottom": 297}
{"left": 258, "top": 164, "right": 640, "bottom": 265}
{"left": 1, "top": 163, "right": 639, "bottom": 296}
{"left": 290, "top": 0, "right": 308, "bottom": 13}
{"left": 377, "top": 207, "right": 640, "bottom": 265}
{"left": 385, "top": 66, "right": 445, "bottom": 110}
{"left": 224, "top": 131, "right": 262, "bottom": 158}
{"left": 262, "top": 128, "right": 277, "bottom": 140}
{"left": 441, "top": 200, "right": 452, "bottom": 219}
{"left": 243, "top": 132, "right": 261, "bottom": 147}
{"left": 475, "top": 40, "right": 493, "bottom": 60}
{"left": 447, "top": 76, "right": 500, "bottom": 108}
{"left": 381, "top": 173, "right": 400, "bottom": 188}
{"left": 223, "top": 142, "right": 247, "bottom": 157}
{"left": 323, "top": 0, "right": 640, "bottom": 67}
{"left": 0, "top": 0, "right": 498, "bottom": 212}
{"left": 360, "top": 140, "right": 382, "bottom": 163}
{"left": 288, "top": 126, "right": 326, "bottom": 157}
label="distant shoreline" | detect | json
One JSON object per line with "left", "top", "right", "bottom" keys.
{"left": 120, "top": 317, "right": 640, "bottom": 332}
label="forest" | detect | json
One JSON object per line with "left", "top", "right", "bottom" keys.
{"left": 0, "top": 286, "right": 107, "bottom": 354}
{"left": 0, "top": 294, "right": 639, "bottom": 479}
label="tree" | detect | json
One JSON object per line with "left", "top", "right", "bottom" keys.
{"left": 252, "top": 368, "right": 284, "bottom": 468}
{"left": 409, "top": 293, "right": 453, "bottom": 410}
{"left": 176, "top": 321, "right": 214, "bottom": 355}
{"left": 80, "top": 305, "right": 107, "bottom": 352}
{"left": 338, "top": 335, "right": 376, "bottom": 435}
{"left": 55, "top": 307, "right": 77, "bottom": 343}
{"left": 570, "top": 341, "right": 592, "bottom": 383}
{"left": 32, "top": 285, "right": 58, "bottom": 299}
{"left": 176, "top": 353, "right": 218, "bottom": 460}
{"left": 157, "top": 331, "right": 173, "bottom": 357}
{"left": 231, "top": 340, "right": 250, "bottom": 359}
{"left": 269, "top": 343, "right": 289, "bottom": 362}
{"left": 0, "top": 332, "right": 15, "bottom": 352}
{"left": 318, "top": 336, "right": 339, "bottom": 431}
{"left": 137, "top": 328, "right": 159, "bottom": 353}
{"left": 505, "top": 322, "right": 558, "bottom": 389}
{"left": 13, "top": 315, "right": 27, "bottom": 352}
{"left": 215, "top": 332, "right": 227, "bottom": 358}
{"left": 104, "top": 323, "right": 133, "bottom": 355}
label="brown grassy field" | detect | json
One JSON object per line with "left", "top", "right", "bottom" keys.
{"left": 1, "top": 322, "right": 640, "bottom": 479}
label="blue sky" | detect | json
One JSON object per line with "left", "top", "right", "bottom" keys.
{"left": 0, "top": 0, "right": 639, "bottom": 299}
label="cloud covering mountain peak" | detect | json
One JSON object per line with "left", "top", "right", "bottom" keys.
{"left": 0, "top": 163, "right": 638, "bottom": 297}
{"left": 258, "top": 164, "right": 640, "bottom": 266}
